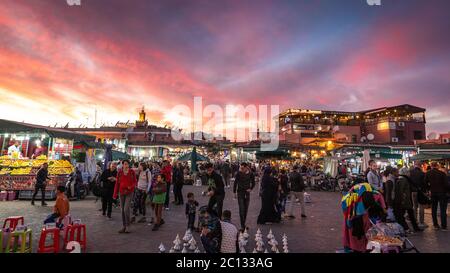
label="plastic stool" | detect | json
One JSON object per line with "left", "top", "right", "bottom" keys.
{"left": 38, "top": 227, "right": 60, "bottom": 253}
{"left": 5, "top": 229, "right": 32, "bottom": 253}
{"left": 64, "top": 224, "right": 86, "bottom": 251}
{"left": 3, "top": 216, "right": 24, "bottom": 231}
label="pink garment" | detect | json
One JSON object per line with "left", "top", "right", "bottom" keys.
{"left": 342, "top": 214, "right": 372, "bottom": 252}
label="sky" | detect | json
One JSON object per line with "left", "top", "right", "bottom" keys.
{"left": 0, "top": 0, "right": 449, "bottom": 136}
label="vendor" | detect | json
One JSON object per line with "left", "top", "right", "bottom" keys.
{"left": 7, "top": 141, "right": 22, "bottom": 159}
{"left": 342, "top": 183, "right": 387, "bottom": 253}
{"left": 32, "top": 143, "right": 46, "bottom": 159}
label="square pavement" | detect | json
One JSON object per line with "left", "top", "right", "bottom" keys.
{"left": 1, "top": 185, "right": 449, "bottom": 253}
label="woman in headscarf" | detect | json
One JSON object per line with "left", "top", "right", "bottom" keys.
{"left": 257, "top": 167, "right": 281, "bottom": 225}
{"left": 342, "top": 183, "right": 386, "bottom": 252}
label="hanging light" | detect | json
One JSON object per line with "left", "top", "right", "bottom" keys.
{"left": 4, "top": 133, "right": 9, "bottom": 138}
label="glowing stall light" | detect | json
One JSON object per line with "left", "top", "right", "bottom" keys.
{"left": 41, "top": 134, "right": 46, "bottom": 139}
{"left": 4, "top": 133, "right": 9, "bottom": 138}
{"left": 35, "top": 139, "right": 41, "bottom": 146}
{"left": 98, "top": 154, "right": 103, "bottom": 160}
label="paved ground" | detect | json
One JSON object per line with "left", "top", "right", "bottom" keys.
{"left": 1, "top": 184, "right": 449, "bottom": 253}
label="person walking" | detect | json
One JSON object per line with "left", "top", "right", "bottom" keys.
{"left": 393, "top": 168, "right": 422, "bottom": 233}
{"left": 205, "top": 163, "right": 225, "bottom": 219}
{"left": 100, "top": 162, "right": 117, "bottom": 219}
{"left": 382, "top": 166, "right": 396, "bottom": 222}
{"left": 113, "top": 160, "right": 137, "bottom": 234}
{"left": 161, "top": 160, "right": 172, "bottom": 210}
{"left": 233, "top": 163, "right": 255, "bottom": 230}
{"left": 133, "top": 162, "right": 152, "bottom": 223}
{"left": 257, "top": 167, "right": 281, "bottom": 225}
{"left": 74, "top": 166, "right": 83, "bottom": 200}
{"left": 278, "top": 169, "right": 290, "bottom": 218}
{"left": 152, "top": 174, "right": 167, "bottom": 231}
{"left": 425, "top": 162, "right": 448, "bottom": 230}
{"left": 31, "top": 162, "right": 50, "bottom": 206}
{"left": 221, "top": 160, "right": 232, "bottom": 188}
{"left": 409, "top": 162, "right": 428, "bottom": 228}
{"left": 286, "top": 165, "right": 306, "bottom": 219}
{"left": 172, "top": 162, "right": 184, "bottom": 205}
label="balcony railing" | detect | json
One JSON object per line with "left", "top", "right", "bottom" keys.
{"left": 363, "top": 116, "right": 425, "bottom": 126}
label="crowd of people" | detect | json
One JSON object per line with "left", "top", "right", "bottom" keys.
{"left": 342, "top": 159, "right": 449, "bottom": 253}
{"left": 29, "top": 153, "right": 449, "bottom": 253}
{"left": 81, "top": 158, "right": 312, "bottom": 253}
{"left": 366, "top": 160, "right": 449, "bottom": 232}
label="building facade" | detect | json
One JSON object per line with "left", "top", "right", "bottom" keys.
{"left": 278, "top": 104, "right": 426, "bottom": 146}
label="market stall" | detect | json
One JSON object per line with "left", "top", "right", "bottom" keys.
{"left": 0, "top": 119, "right": 95, "bottom": 199}
{"left": 0, "top": 156, "right": 74, "bottom": 199}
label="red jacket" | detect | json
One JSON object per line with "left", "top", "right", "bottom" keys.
{"left": 113, "top": 169, "right": 137, "bottom": 199}
{"left": 161, "top": 165, "right": 172, "bottom": 184}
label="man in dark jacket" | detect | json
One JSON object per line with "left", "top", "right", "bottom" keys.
{"left": 31, "top": 162, "right": 50, "bottom": 206}
{"left": 205, "top": 163, "right": 225, "bottom": 219}
{"left": 425, "top": 162, "right": 448, "bottom": 230}
{"left": 394, "top": 168, "right": 422, "bottom": 233}
{"left": 233, "top": 163, "right": 255, "bottom": 230}
{"left": 409, "top": 162, "right": 427, "bottom": 227}
{"left": 287, "top": 165, "right": 306, "bottom": 219}
{"left": 221, "top": 160, "right": 232, "bottom": 188}
{"left": 100, "top": 162, "right": 117, "bottom": 218}
{"left": 172, "top": 162, "right": 184, "bottom": 205}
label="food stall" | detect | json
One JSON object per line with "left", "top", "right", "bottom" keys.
{"left": 0, "top": 119, "right": 95, "bottom": 199}
{"left": 0, "top": 156, "right": 74, "bottom": 199}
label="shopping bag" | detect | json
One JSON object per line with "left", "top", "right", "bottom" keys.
{"left": 386, "top": 208, "right": 396, "bottom": 222}
{"left": 304, "top": 192, "right": 312, "bottom": 203}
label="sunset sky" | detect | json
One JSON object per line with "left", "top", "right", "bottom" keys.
{"left": 0, "top": 0, "right": 449, "bottom": 135}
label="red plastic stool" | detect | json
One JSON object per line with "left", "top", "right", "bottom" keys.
{"left": 3, "top": 216, "right": 24, "bottom": 231}
{"left": 64, "top": 224, "right": 86, "bottom": 251}
{"left": 38, "top": 227, "right": 60, "bottom": 253}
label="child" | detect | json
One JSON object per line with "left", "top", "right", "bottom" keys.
{"left": 151, "top": 174, "right": 167, "bottom": 231}
{"left": 185, "top": 192, "right": 199, "bottom": 231}
{"left": 44, "top": 185, "right": 70, "bottom": 228}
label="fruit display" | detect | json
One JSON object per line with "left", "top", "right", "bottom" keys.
{"left": 31, "top": 159, "right": 47, "bottom": 167}
{"left": 0, "top": 155, "right": 10, "bottom": 159}
{"left": 0, "top": 168, "right": 11, "bottom": 175}
{"left": 48, "top": 160, "right": 72, "bottom": 168}
{"left": 36, "top": 155, "right": 47, "bottom": 160}
{"left": 49, "top": 167, "right": 73, "bottom": 175}
{"left": 10, "top": 160, "right": 31, "bottom": 168}
{"left": 0, "top": 159, "right": 12, "bottom": 167}
{"left": 10, "top": 167, "right": 32, "bottom": 175}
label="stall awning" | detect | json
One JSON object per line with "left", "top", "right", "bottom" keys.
{"left": 112, "top": 150, "right": 130, "bottom": 161}
{"left": 354, "top": 152, "right": 403, "bottom": 160}
{"left": 255, "top": 150, "right": 291, "bottom": 159}
{"left": 76, "top": 141, "right": 107, "bottom": 149}
{"left": 411, "top": 153, "right": 450, "bottom": 161}
{"left": 0, "top": 119, "right": 95, "bottom": 142}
